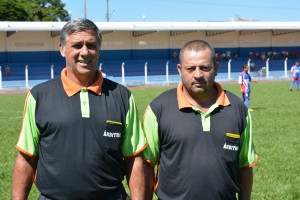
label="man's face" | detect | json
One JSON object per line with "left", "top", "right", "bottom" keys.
{"left": 59, "top": 30, "right": 100, "bottom": 77}
{"left": 177, "top": 48, "right": 218, "bottom": 96}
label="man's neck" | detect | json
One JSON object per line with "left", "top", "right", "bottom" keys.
{"left": 183, "top": 86, "right": 218, "bottom": 114}
{"left": 66, "top": 70, "right": 97, "bottom": 87}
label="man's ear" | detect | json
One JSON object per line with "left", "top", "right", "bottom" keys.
{"left": 59, "top": 42, "right": 66, "bottom": 57}
{"left": 177, "top": 64, "right": 182, "bottom": 77}
{"left": 214, "top": 62, "right": 219, "bottom": 76}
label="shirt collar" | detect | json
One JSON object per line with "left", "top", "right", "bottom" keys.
{"left": 177, "top": 81, "right": 230, "bottom": 110}
{"left": 61, "top": 68, "right": 103, "bottom": 97}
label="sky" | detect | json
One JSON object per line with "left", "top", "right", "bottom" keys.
{"left": 62, "top": 0, "right": 300, "bottom": 22}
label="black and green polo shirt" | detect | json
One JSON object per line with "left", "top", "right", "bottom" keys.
{"left": 142, "top": 82, "right": 258, "bottom": 200}
{"left": 16, "top": 68, "right": 147, "bottom": 199}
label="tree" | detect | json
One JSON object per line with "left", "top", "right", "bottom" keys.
{"left": 0, "top": 0, "right": 70, "bottom": 21}
{"left": 26, "top": 0, "right": 71, "bottom": 21}
{"left": 0, "top": 0, "right": 29, "bottom": 21}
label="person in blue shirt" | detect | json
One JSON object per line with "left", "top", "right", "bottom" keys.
{"left": 289, "top": 60, "right": 300, "bottom": 91}
{"left": 238, "top": 64, "right": 257, "bottom": 110}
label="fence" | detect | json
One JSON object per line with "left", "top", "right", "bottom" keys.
{"left": 0, "top": 58, "right": 292, "bottom": 90}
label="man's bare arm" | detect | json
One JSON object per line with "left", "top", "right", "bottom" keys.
{"left": 238, "top": 167, "right": 253, "bottom": 200}
{"left": 12, "top": 151, "right": 38, "bottom": 200}
{"left": 125, "top": 154, "right": 154, "bottom": 200}
{"left": 144, "top": 161, "right": 155, "bottom": 200}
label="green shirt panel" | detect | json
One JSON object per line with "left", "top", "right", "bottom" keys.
{"left": 122, "top": 94, "right": 147, "bottom": 157}
{"left": 191, "top": 103, "right": 219, "bottom": 132}
{"left": 16, "top": 92, "right": 40, "bottom": 156}
{"left": 80, "top": 88, "right": 90, "bottom": 118}
{"left": 239, "top": 111, "right": 257, "bottom": 168}
{"left": 142, "top": 106, "right": 160, "bottom": 164}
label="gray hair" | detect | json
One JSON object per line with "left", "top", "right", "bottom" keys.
{"left": 179, "top": 40, "right": 217, "bottom": 66}
{"left": 60, "top": 18, "right": 102, "bottom": 47}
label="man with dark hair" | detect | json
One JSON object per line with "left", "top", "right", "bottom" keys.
{"left": 143, "top": 40, "right": 258, "bottom": 200}
{"left": 238, "top": 63, "right": 257, "bottom": 109}
{"left": 12, "top": 18, "right": 149, "bottom": 200}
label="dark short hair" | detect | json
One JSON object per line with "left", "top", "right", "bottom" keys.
{"left": 179, "top": 40, "right": 217, "bottom": 66}
{"left": 60, "top": 18, "right": 102, "bottom": 47}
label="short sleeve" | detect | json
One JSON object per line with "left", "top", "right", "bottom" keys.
{"left": 239, "top": 111, "right": 258, "bottom": 168}
{"left": 121, "top": 94, "right": 147, "bottom": 157}
{"left": 238, "top": 74, "right": 243, "bottom": 84}
{"left": 142, "top": 105, "right": 160, "bottom": 165}
{"left": 16, "top": 92, "right": 40, "bottom": 156}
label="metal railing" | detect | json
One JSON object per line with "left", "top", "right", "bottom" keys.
{"left": 0, "top": 59, "right": 291, "bottom": 90}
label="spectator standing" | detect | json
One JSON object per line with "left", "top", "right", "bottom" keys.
{"left": 249, "top": 51, "right": 253, "bottom": 59}
{"left": 250, "top": 62, "right": 257, "bottom": 72}
{"left": 255, "top": 51, "right": 259, "bottom": 59}
{"left": 5, "top": 64, "right": 12, "bottom": 76}
{"left": 172, "top": 51, "right": 178, "bottom": 61}
{"left": 260, "top": 52, "right": 266, "bottom": 63}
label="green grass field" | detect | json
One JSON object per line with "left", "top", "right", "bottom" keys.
{"left": 1, "top": 81, "right": 299, "bottom": 199}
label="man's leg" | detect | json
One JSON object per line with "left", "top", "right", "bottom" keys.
{"left": 243, "top": 92, "right": 250, "bottom": 108}
{"left": 290, "top": 79, "right": 295, "bottom": 91}
{"left": 296, "top": 79, "right": 300, "bottom": 91}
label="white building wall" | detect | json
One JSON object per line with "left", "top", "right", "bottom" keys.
{"left": 207, "top": 31, "right": 239, "bottom": 48}
{"left": 133, "top": 32, "right": 169, "bottom": 50}
{"left": 52, "top": 35, "right": 60, "bottom": 51}
{"left": 272, "top": 32, "right": 300, "bottom": 47}
{"left": 7, "top": 32, "right": 51, "bottom": 52}
{"left": 102, "top": 31, "right": 132, "bottom": 50}
{"left": 170, "top": 31, "right": 206, "bottom": 49}
{"left": 1, "top": 30, "right": 300, "bottom": 52}
{"left": 239, "top": 31, "right": 272, "bottom": 48}
{"left": 0, "top": 32, "right": 6, "bottom": 51}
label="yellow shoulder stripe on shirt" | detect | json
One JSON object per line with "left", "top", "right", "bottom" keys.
{"left": 106, "top": 120, "right": 122, "bottom": 125}
{"left": 226, "top": 133, "right": 240, "bottom": 139}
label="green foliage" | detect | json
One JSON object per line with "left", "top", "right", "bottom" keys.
{"left": 1, "top": 81, "right": 300, "bottom": 199}
{"left": 0, "top": 0, "right": 70, "bottom": 21}
{"left": 0, "top": 0, "right": 29, "bottom": 21}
